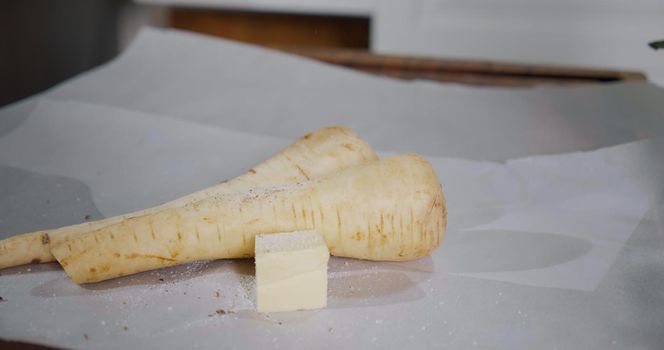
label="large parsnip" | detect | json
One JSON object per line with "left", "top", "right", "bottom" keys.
{"left": 0, "top": 127, "right": 377, "bottom": 269}
{"left": 52, "top": 154, "right": 446, "bottom": 284}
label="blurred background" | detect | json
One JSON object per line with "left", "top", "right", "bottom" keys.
{"left": 1, "top": 0, "right": 662, "bottom": 107}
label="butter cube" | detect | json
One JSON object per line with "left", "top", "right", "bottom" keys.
{"left": 255, "top": 231, "right": 330, "bottom": 313}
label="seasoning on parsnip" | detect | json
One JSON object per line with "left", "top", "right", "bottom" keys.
{"left": 0, "top": 127, "right": 377, "bottom": 270}
{"left": 51, "top": 154, "right": 446, "bottom": 284}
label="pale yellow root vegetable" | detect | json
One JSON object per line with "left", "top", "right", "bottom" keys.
{"left": 0, "top": 127, "right": 377, "bottom": 269}
{"left": 51, "top": 154, "right": 446, "bottom": 284}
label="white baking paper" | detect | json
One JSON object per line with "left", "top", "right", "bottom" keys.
{"left": 1, "top": 99, "right": 663, "bottom": 349}
{"left": 1, "top": 27, "right": 663, "bottom": 162}
{"left": 429, "top": 139, "right": 663, "bottom": 291}
{"left": 0, "top": 99, "right": 291, "bottom": 223}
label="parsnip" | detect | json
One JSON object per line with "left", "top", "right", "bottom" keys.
{"left": 52, "top": 154, "right": 446, "bottom": 284}
{"left": 0, "top": 127, "right": 377, "bottom": 269}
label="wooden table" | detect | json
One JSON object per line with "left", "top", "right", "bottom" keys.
{"left": 283, "top": 48, "right": 646, "bottom": 86}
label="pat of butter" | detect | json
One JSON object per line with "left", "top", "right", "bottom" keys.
{"left": 255, "top": 230, "right": 329, "bottom": 313}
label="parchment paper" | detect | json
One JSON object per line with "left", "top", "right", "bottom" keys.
{"left": 1, "top": 28, "right": 663, "bottom": 162}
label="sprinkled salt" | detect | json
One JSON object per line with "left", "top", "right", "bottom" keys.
{"left": 255, "top": 230, "right": 325, "bottom": 253}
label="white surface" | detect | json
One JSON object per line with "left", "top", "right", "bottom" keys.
{"left": 4, "top": 28, "right": 663, "bottom": 162}
{"left": 0, "top": 100, "right": 662, "bottom": 349}
{"left": 0, "top": 100, "right": 289, "bottom": 218}
{"left": 1, "top": 28, "right": 664, "bottom": 349}
{"left": 431, "top": 140, "right": 662, "bottom": 291}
